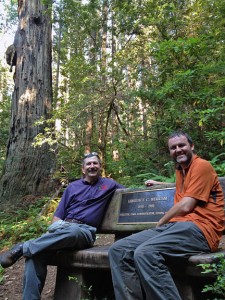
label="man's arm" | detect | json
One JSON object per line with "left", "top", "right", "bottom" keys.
{"left": 157, "top": 196, "right": 198, "bottom": 227}
{"left": 52, "top": 185, "right": 72, "bottom": 222}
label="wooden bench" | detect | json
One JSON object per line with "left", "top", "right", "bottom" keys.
{"left": 49, "top": 178, "right": 225, "bottom": 300}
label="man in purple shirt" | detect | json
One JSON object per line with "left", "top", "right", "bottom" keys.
{"left": 0, "top": 153, "right": 124, "bottom": 299}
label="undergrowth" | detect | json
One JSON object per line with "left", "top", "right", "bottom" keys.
{"left": 0, "top": 196, "right": 60, "bottom": 283}
{"left": 0, "top": 197, "right": 60, "bottom": 250}
{"left": 199, "top": 254, "right": 225, "bottom": 299}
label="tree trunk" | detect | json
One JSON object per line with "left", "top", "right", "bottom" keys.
{"left": 0, "top": 0, "right": 56, "bottom": 204}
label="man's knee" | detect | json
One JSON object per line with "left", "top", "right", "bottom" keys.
{"left": 109, "top": 240, "right": 121, "bottom": 257}
{"left": 109, "top": 238, "right": 128, "bottom": 261}
{"left": 134, "top": 244, "right": 156, "bottom": 265}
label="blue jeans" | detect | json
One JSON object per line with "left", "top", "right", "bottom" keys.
{"left": 22, "top": 221, "right": 96, "bottom": 300}
{"left": 109, "top": 222, "right": 211, "bottom": 300}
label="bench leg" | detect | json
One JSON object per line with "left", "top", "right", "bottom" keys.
{"left": 54, "top": 267, "right": 89, "bottom": 300}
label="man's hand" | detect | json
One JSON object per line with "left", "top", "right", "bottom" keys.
{"left": 156, "top": 196, "right": 198, "bottom": 226}
{"left": 52, "top": 216, "right": 62, "bottom": 223}
{"left": 145, "top": 179, "right": 165, "bottom": 187}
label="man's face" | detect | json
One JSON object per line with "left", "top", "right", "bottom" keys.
{"left": 168, "top": 135, "right": 194, "bottom": 167}
{"left": 82, "top": 156, "right": 101, "bottom": 181}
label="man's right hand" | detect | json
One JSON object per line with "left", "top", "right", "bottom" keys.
{"left": 145, "top": 180, "right": 164, "bottom": 187}
{"left": 52, "top": 216, "right": 62, "bottom": 223}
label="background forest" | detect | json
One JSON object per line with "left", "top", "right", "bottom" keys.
{"left": 0, "top": 0, "right": 224, "bottom": 202}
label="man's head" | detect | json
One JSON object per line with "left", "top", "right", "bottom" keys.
{"left": 82, "top": 152, "right": 102, "bottom": 183}
{"left": 168, "top": 131, "right": 194, "bottom": 167}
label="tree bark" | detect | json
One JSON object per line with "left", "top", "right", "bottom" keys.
{"left": 0, "top": 0, "right": 56, "bottom": 204}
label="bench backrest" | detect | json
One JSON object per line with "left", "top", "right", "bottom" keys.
{"left": 98, "top": 177, "right": 225, "bottom": 238}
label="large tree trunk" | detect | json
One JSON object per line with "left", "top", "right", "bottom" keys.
{"left": 0, "top": 0, "right": 56, "bottom": 204}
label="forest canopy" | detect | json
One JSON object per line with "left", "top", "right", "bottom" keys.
{"left": 0, "top": 0, "right": 224, "bottom": 193}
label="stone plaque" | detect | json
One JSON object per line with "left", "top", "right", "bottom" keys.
{"left": 118, "top": 188, "right": 175, "bottom": 224}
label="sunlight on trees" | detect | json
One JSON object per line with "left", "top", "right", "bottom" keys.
{"left": 47, "top": 0, "right": 224, "bottom": 183}
{"left": 0, "top": 0, "right": 224, "bottom": 191}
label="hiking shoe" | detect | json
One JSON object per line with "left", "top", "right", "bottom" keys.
{"left": 0, "top": 243, "right": 23, "bottom": 268}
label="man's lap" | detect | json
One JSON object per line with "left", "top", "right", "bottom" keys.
{"left": 110, "top": 222, "right": 210, "bottom": 256}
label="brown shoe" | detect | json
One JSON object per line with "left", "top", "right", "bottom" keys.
{"left": 0, "top": 243, "right": 23, "bottom": 268}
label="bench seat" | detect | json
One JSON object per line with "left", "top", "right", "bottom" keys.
{"left": 50, "top": 235, "right": 225, "bottom": 275}
{"left": 50, "top": 245, "right": 111, "bottom": 269}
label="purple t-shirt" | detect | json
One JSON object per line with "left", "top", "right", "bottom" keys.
{"left": 54, "top": 177, "right": 124, "bottom": 228}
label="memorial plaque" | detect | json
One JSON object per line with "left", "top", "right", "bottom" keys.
{"left": 118, "top": 188, "right": 175, "bottom": 224}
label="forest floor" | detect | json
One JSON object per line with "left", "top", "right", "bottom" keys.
{"left": 0, "top": 259, "right": 56, "bottom": 300}
{"left": 0, "top": 234, "right": 114, "bottom": 300}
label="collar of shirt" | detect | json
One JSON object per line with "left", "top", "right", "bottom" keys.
{"left": 82, "top": 177, "right": 101, "bottom": 185}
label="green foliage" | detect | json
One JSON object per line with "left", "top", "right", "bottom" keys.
{"left": 0, "top": 64, "right": 12, "bottom": 173}
{"left": 0, "top": 265, "right": 4, "bottom": 284}
{"left": 0, "top": 0, "right": 18, "bottom": 31}
{"left": 68, "top": 276, "right": 92, "bottom": 298}
{"left": 0, "top": 197, "right": 57, "bottom": 250}
{"left": 0, "top": 196, "right": 60, "bottom": 285}
{"left": 210, "top": 154, "right": 225, "bottom": 177}
{"left": 49, "top": 0, "right": 225, "bottom": 181}
{"left": 2, "top": 0, "right": 225, "bottom": 189}
{"left": 199, "top": 254, "right": 225, "bottom": 299}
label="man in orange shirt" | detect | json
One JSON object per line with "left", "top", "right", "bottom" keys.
{"left": 109, "top": 131, "right": 225, "bottom": 300}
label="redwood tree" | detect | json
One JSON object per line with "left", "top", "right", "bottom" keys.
{"left": 0, "top": 0, "right": 56, "bottom": 204}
